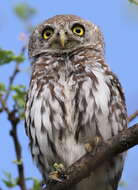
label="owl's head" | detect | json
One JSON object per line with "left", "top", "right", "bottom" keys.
{"left": 28, "top": 15, "right": 104, "bottom": 58}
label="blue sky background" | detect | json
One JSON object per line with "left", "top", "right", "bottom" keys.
{"left": 0, "top": 0, "right": 138, "bottom": 190}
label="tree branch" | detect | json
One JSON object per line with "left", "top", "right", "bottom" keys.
{"left": 46, "top": 124, "right": 138, "bottom": 190}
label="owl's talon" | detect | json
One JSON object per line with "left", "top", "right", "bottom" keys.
{"left": 48, "top": 163, "right": 66, "bottom": 182}
{"left": 53, "top": 162, "right": 65, "bottom": 173}
{"left": 85, "top": 143, "right": 93, "bottom": 153}
{"left": 49, "top": 171, "right": 63, "bottom": 182}
{"left": 85, "top": 136, "right": 101, "bottom": 156}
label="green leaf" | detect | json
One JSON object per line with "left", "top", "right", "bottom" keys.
{"left": 0, "top": 48, "right": 25, "bottom": 65}
{"left": 0, "top": 49, "right": 14, "bottom": 65}
{"left": 12, "top": 159, "right": 22, "bottom": 165}
{"left": 14, "top": 3, "right": 36, "bottom": 21}
{"left": 11, "top": 85, "right": 26, "bottom": 119}
{"left": 13, "top": 55, "right": 25, "bottom": 63}
{"left": 0, "top": 83, "right": 6, "bottom": 92}
{"left": 26, "top": 177, "right": 41, "bottom": 190}
{"left": 2, "top": 180, "right": 15, "bottom": 188}
{"left": 2, "top": 172, "right": 17, "bottom": 188}
{"left": 0, "top": 83, "right": 6, "bottom": 102}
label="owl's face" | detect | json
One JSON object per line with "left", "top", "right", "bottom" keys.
{"left": 29, "top": 15, "right": 104, "bottom": 58}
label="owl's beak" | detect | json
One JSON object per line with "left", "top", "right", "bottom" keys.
{"left": 59, "top": 30, "right": 66, "bottom": 48}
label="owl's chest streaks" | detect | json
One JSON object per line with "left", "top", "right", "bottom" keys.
{"left": 31, "top": 55, "right": 110, "bottom": 138}
{"left": 28, "top": 52, "right": 127, "bottom": 156}
{"left": 29, "top": 66, "right": 114, "bottom": 169}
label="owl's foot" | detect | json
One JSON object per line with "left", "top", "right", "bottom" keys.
{"left": 85, "top": 136, "right": 101, "bottom": 156}
{"left": 48, "top": 163, "right": 66, "bottom": 182}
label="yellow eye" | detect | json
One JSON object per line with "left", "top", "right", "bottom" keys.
{"left": 72, "top": 25, "right": 85, "bottom": 36}
{"left": 42, "top": 28, "right": 54, "bottom": 39}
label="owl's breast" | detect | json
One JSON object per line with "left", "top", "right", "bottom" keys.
{"left": 53, "top": 74, "right": 78, "bottom": 132}
{"left": 52, "top": 68, "right": 111, "bottom": 140}
{"left": 29, "top": 66, "right": 112, "bottom": 141}
{"left": 26, "top": 66, "right": 126, "bottom": 169}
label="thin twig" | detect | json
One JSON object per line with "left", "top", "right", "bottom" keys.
{"left": 128, "top": 110, "right": 138, "bottom": 122}
{"left": 46, "top": 124, "right": 138, "bottom": 190}
{"left": 4, "top": 46, "right": 26, "bottom": 102}
{"left": 4, "top": 61, "right": 20, "bottom": 102}
{"left": 9, "top": 110, "right": 27, "bottom": 190}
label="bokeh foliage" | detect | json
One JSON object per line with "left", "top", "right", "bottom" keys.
{"left": 128, "top": 0, "right": 138, "bottom": 6}
{"left": 14, "top": 3, "right": 36, "bottom": 21}
{"left": 0, "top": 3, "right": 40, "bottom": 190}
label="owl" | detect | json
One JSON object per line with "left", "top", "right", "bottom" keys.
{"left": 25, "top": 15, "right": 127, "bottom": 190}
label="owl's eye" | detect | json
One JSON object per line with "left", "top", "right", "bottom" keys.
{"left": 42, "top": 27, "right": 54, "bottom": 40}
{"left": 72, "top": 24, "right": 85, "bottom": 36}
